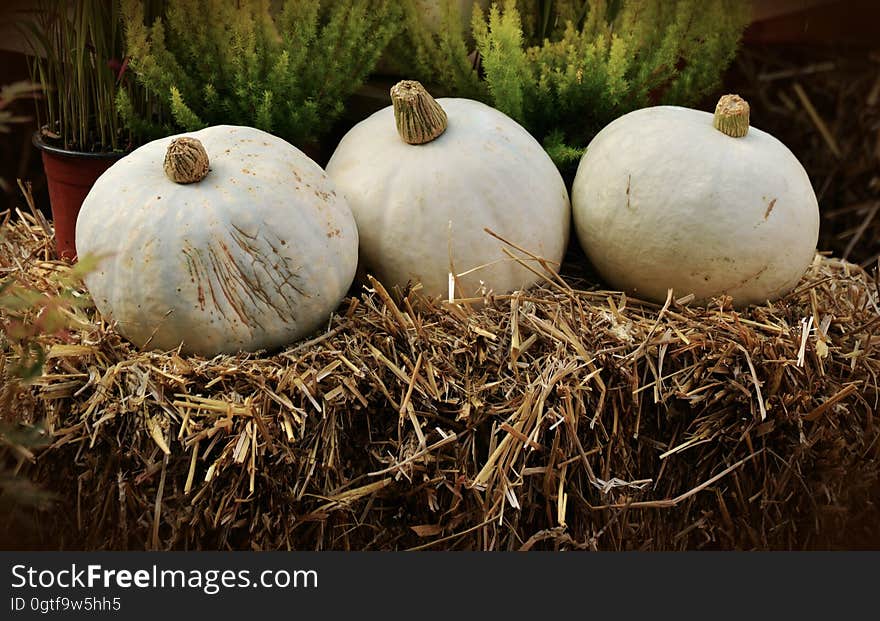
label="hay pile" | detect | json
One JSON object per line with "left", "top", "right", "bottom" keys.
{"left": 2, "top": 210, "right": 879, "bottom": 550}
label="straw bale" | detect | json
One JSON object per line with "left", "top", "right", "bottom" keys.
{"left": 2, "top": 211, "right": 879, "bottom": 550}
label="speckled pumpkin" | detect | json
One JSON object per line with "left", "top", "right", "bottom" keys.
{"left": 76, "top": 125, "right": 358, "bottom": 356}
{"left": 572, "top": 95, "right": 820, "bottom": 306}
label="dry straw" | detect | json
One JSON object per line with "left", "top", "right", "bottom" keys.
{"left": 2, "top": 210, "right": 879, "bottom": 550}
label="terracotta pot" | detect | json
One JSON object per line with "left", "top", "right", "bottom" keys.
{"left": 33, "top": 133, "right": 123, "bottom": 260}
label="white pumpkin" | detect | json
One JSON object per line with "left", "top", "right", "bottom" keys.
{"left": 326, "top": 80, "right": 570, "bottom": 300}
{"left": 76, "top": 125, "right": 358, "bottom": 356}
{"left": 571, "top": 95, "right": 820, "bottom": 306}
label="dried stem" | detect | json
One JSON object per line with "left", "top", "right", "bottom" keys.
{"left": 391, "top": 80, "right": 447, "bottom": 145}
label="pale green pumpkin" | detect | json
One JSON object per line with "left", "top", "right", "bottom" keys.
{"left": 572, "top": 95, "right": 820, "bottom": 306}
{"left": 77, "top": 125, "right": 358, "bottom": 355}
{"left": 326, "top": 81, "right": 570, "bottom": 300}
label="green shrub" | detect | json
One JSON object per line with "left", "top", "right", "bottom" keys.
{"left": 118, "top": 0, "right": 402, "bottom": 147}
{"left": 399, "top": 0, "right": 749, "bottom": 169}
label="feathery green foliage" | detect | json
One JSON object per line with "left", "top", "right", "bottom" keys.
{"left": 386, "top": 1, "right": 485, "bottom": 99}
{"left": 399, "top": 0, "right": 749, "bottom": 169}
{"left": 119, "top": 0, "right": 402, "bottom": 146}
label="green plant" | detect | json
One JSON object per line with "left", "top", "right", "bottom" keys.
{"left": 118, "top": 0, "right": 402, "bottom": 147}
{"left": 20, "top": 0, "right": 158, "bottom": 152}
{"left": 386, "top": 2, "right": 485, "bottom": 99}
{"left": 399, "top": 0, "right": 749, "bottom": 169}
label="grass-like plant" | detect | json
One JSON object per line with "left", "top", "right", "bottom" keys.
{"left": 118, "top": 0, "right": 402, "bottom": 147}
{"left": 19, "top": 0, "right": 159, "bottom": 152}
{"left": 399, "top": 0, "right": 749, "bottom": 170}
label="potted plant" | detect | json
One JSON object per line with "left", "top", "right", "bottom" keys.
{"left": 19, "top": 0, "right": 154, "bottom": 260}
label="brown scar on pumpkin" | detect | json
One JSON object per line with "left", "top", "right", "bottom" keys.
{"left": 764, "top": 198, "right": 777, "bottom": 220}
{"left": 733, "top": 264, "right": 769, "bottom": 289}
{"left": 625, "top": 174, "right": 632, "bottom": 209}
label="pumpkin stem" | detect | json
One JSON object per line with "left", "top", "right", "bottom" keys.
{"left": 391, "top": 80, "right": 447, "bottom": 145}
{"left": 164, "top": 137, "right": 209, "bottom": 183}
{"left": 713, "top": 94, "right": 750, "bottom": 138}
